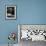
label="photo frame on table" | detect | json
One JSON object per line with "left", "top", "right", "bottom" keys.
{"left": 5, "top": 5, "right": 16, "bottom": 20}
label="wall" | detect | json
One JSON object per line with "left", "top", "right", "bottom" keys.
{"left": 19, "top": 0, "right": 46, "bottom": 24}
{"left": 0, "top": 0, "right": 46, "bottom": 44}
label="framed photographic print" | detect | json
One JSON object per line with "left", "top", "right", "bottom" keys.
{"left": 6, "top": 5, "right": 16, "bottom": 20}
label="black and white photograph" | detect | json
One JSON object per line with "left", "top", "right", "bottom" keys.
{"left": 6, "top": 5, "right": 16, "bottom": 20}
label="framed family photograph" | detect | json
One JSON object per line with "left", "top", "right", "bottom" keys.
{"left": 5, "top": 5, "right": 16, "bottom": 20}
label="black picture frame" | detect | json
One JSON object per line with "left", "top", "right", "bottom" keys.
{"left": 5, "top": 5, "right": 16, "bottom": 20}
